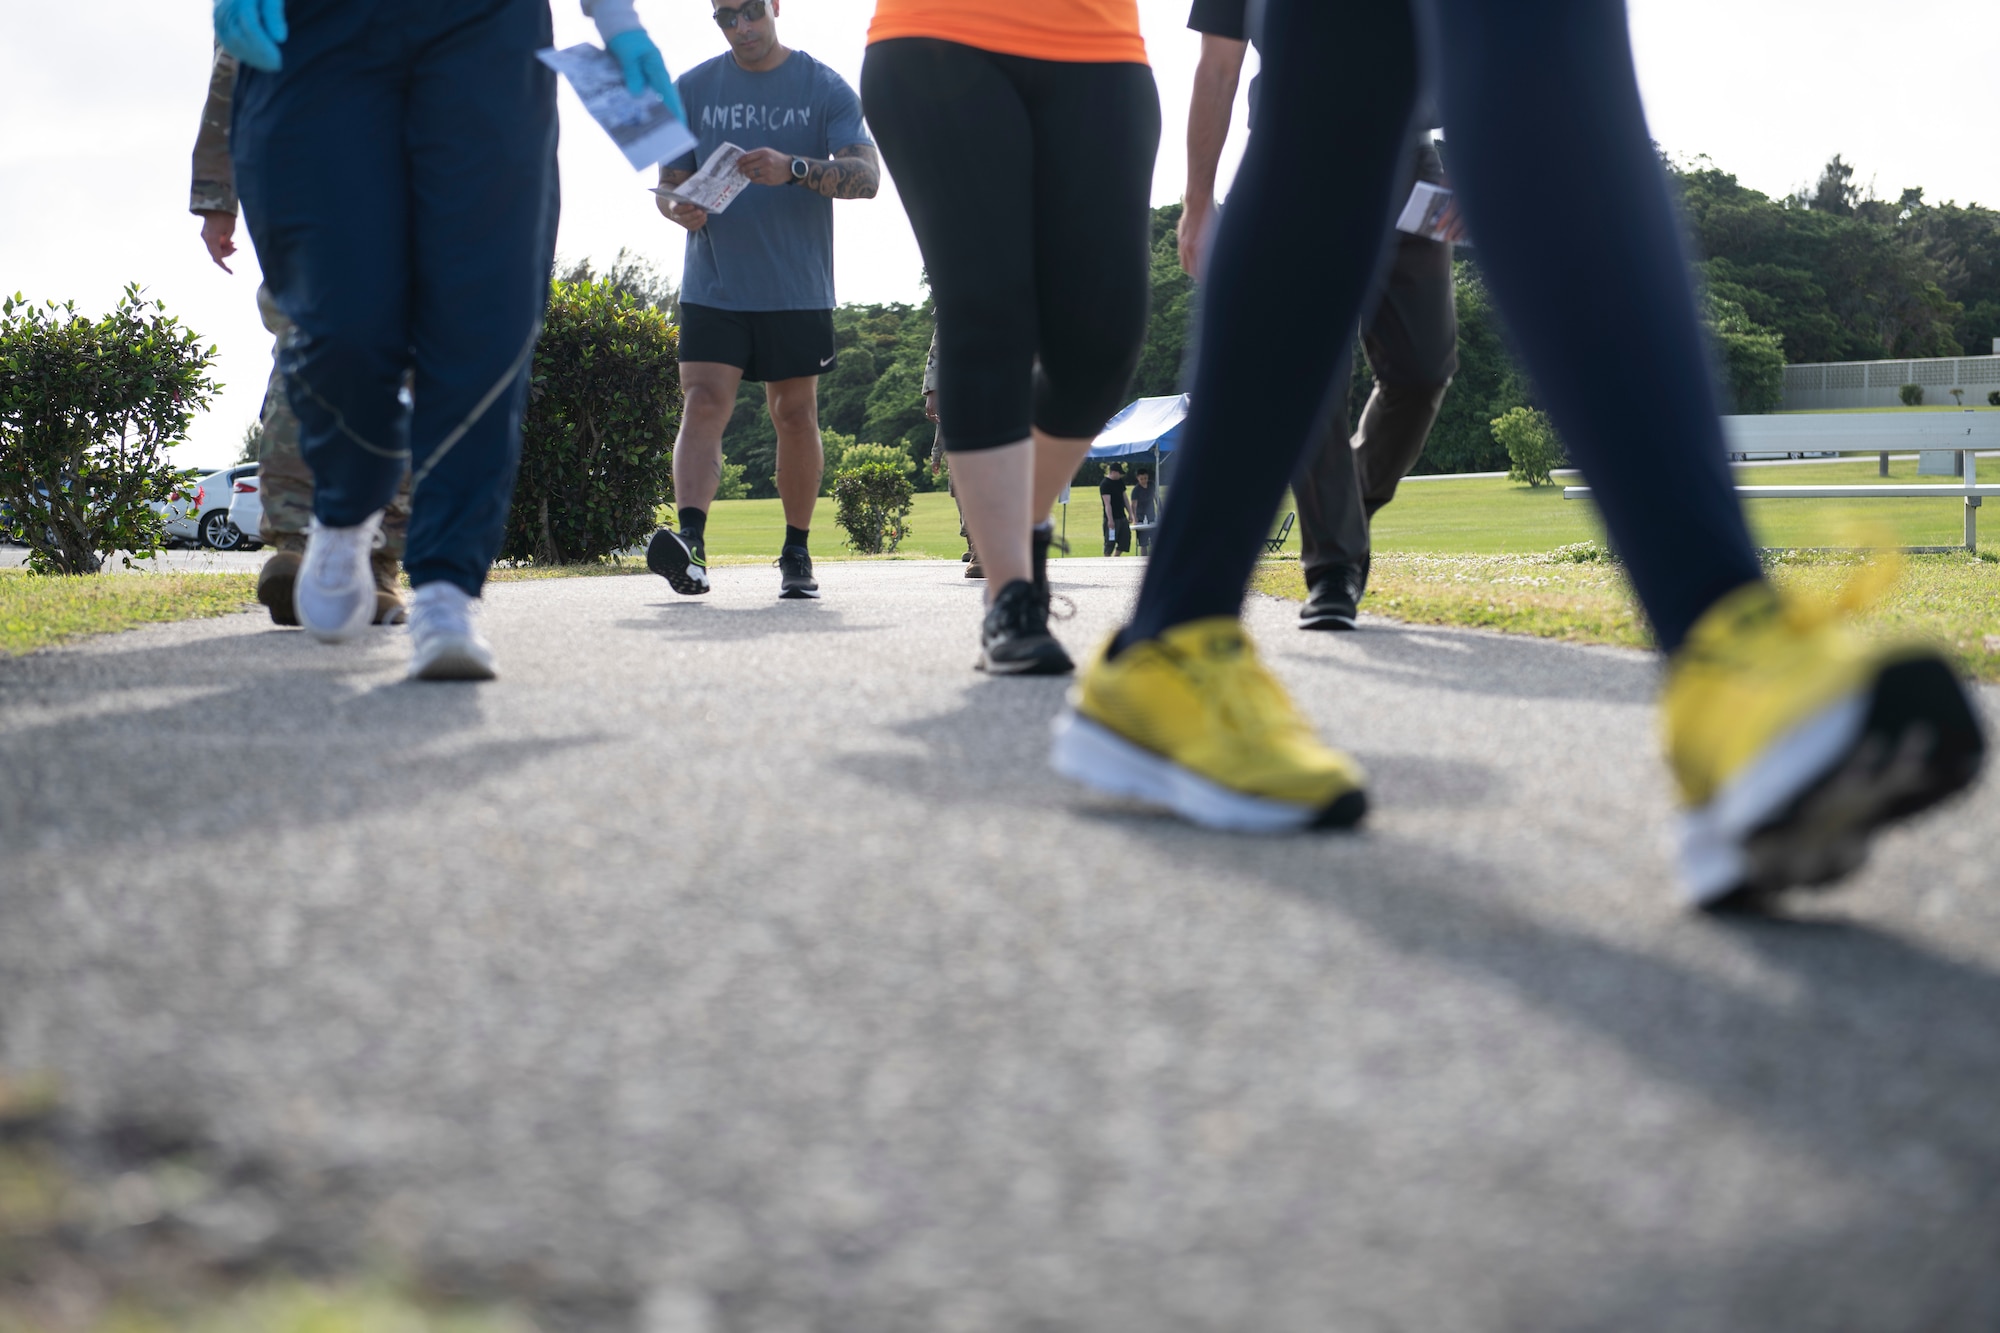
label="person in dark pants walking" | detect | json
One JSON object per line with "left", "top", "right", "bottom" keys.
{"left": 220, "top": 0, "right": 680, "bottom": 678}
{"left": 1099, "top": 461, "right": 1131, "bottom": 556}
{"left": 1182, "top": 0, "right": 1458, "bottom": 632}
{"left": 1055, "top": 0, "right": 1984, "bottom": 910}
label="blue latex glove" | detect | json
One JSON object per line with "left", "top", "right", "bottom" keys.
{"left": 606, "top": 29, "right": 685, "bottom": 123}
{"left": 214, "top": 0, "right": 287, "bottom": 71}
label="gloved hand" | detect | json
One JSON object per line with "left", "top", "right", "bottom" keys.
{"left": 214, "top": 0, "right": 287, "bottom": 71}
{"left": 606, "top": 28, "right": 685, "bottom": 122}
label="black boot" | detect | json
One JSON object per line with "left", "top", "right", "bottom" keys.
{"left": 1300, "top": 556, "right": 1368, "bottom": 631}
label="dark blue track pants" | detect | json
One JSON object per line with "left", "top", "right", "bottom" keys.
{"left": 232, "top": 0, "right": 560, "bottom": 596}
{"left": 1129, "top": 0, "right": 1763, "bottom": 655}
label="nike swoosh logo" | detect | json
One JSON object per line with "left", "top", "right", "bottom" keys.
{"left": 820, "top": 354, "right": 836, "bottom": 367}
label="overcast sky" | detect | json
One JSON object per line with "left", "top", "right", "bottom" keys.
{"left": 4, "top": 0, "right": 1995, "bottom": 470}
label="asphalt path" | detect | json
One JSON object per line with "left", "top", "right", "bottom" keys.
{"left": 3, "top": 558, "right": 1998, "bottom": 1331}
{"left": 0, "top": 544, "right": 266, "bottom": 573}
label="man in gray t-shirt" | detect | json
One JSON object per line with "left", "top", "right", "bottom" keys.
{"left": 646, "top": 0, "right": 878, "bottom": 603}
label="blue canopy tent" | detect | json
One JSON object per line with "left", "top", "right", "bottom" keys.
{"left": 1074, "top": 394, "right": 1187, "bottom": 554}
{"left": 1088, "top": 394, "right": 1189, "bottom": 459}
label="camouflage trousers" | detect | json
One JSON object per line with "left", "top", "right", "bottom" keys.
{"left": 255, "top": 284, "right": 411, "bottom": 556}
{"left": 931, "top": 425, "right": 971, "bottom": 544}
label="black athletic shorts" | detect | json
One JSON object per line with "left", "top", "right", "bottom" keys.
{"left": 678, "top": 303, "right": 836, "bottom": 383}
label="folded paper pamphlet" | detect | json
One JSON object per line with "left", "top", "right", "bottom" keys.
{"left": 652, "top": 142, "right": 752, "bottom": 215}
{"left": 537, "top": 43, "right": 696, "bottom": 171}
{"left": 1395, "top": 180, "right": 1457, "bottom": 243}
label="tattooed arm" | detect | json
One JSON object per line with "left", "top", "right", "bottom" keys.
{"left": 735, "top": 145, "right": 881, "bottom": 200}
{"left": 802, "top": 144, "right": 881, "bottom": 200}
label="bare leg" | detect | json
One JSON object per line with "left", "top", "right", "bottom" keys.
{"left": 765, "top": 375, "right": 824, "bottom": 532}
{"left": 673, "top": 361, "right": 744, "bottom": 516}
{"left": 1031, "top": 429, "right": 1094, "bottom": 523}
{"left": 949, "top": 439, "right": 1033, "bottom": 602}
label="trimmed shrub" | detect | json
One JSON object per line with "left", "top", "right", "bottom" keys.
{"left": 840, "top": 441, "right": 915, "bottom": 477}
{"left": 0, "top": 286, "right": 216, "bottom": 574}
{"left": 831, "top": 462, "right": 913, "bottom": 554}
{"left": 1988, "top": 391, "right": 1999, "bottom": 407}
{"left": 1492, "top": 406, "right": 1565, "bottom": 487}
{"left": 818, "top": 428, "right": 856, "bottom": 493}
{"left": 506, "top": 278, "right": 680, "bottom": 565}
{"left": 1900, "top": 383, "right": 1924, "bottom": 406}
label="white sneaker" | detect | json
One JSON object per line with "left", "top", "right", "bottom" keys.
{"left": 295, "top": 512, "right": 385, "bottom": 643}
{"left": 407, "top": 582, "right": 497, "bottom": 681}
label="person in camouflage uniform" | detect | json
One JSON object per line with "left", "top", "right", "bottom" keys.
{"left": 923, "top": 325, "right": 980, "bottom": 577}
{"left": 191, "top": 47, "right": 411, "bottom": 625}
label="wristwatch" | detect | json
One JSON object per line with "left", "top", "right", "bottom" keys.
{"left": 789, "top": 156, "right": 809, "bottom": 184}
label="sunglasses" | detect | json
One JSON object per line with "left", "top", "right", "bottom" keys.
{"left": 712, "top": 0, "right": 768, "bottom": 30}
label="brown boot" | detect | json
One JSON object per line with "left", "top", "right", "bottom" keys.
{"left": 256, "top": 542, "right": 305, "bottom": 626}
{"left": 964, "top": 542, "right": 984, "bottom": 579}
{"left": 372, "top": 553, "right": 407, "bottom": 625}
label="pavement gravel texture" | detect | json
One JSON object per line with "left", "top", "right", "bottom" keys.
{"left": 3, "top": 558, "right": 1998, "bottom": 1332}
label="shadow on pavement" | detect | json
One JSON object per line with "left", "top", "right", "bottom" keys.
{"left": 1, "top": 629, "right": 605, "bottom": 854}
{"left": 1276, "top": 622, "right": 1660, "bottom": 706}
{"left": 615, "top": 602, "right": 882, "bottom": 642}
{"left": 1152, "top": 828, "right": 2000, "bottom": 1326}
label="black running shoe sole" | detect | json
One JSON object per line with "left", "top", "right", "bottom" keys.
{"left": 779, "top": 586, "right": 820, "bottom": 600}
{"left": 978, "top": 643, "right": 1075, "bottom": 676}
{"left": 1312, "top": 788, "right": 1371, "bottom": 829}
{"left": 1707, "top": 655, "right": 1986, "bottom": 911}
{"left": 646, "top": 529, "right": 709, "bottom": 595}
{"left": 1299, "top": 612, "right": 1358, "bottom": 632}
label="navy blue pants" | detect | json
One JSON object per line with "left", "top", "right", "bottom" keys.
{"left": 232, "top": 0, "right": 560, "bottom": 596}
{"left": 1128, "top": 0, "right": 1763, "bottom": 655}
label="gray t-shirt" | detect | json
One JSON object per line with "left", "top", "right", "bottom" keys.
{"left": 670, "top": 50, "right": 871, "bottom": 313}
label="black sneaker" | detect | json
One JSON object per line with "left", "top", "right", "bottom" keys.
{"left": 777, "top": 545, "right": 819, "bottom": 600}
{"left": 979, "top": 578, "right": 1074, "bottom": 675}
{"left": 646, "top": 527, "right": 710, "bottom": 595}
{"left": 1300, "top": 561, "right": 1365, "bottom": 631}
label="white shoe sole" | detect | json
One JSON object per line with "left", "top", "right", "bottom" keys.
{"left": 1050, "top": 710, "right": 1351, "bottom": 833}
{"left": 1678, "top": 693, "right": 1867, "bottom": 905}
{"left": 296, "top": 518, "right": 382, "bottom": 643}
{"left": 409, "top": 636, "right": 497, "bottom": 682}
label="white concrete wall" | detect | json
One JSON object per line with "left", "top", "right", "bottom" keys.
{"left": 1782, "top": 356, "right": 2000, "bottom": 410}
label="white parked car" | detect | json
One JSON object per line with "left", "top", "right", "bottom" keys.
{"left": 228, "top": 473, "right": 265, "bottom": 547}
{"left": 155, "top": 464, "right": 261, "bottom": 551}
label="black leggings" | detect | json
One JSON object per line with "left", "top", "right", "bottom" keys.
{"left": 862, "top": 39, "right": 1160, "bottom": 451}
{"left": 1128, "top": 0, "right": 1763, "bottom": 654}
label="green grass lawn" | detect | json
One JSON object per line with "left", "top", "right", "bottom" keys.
{"left": 690, "top": 455, "right": 1995, "bottom": 563}
{"left": 1251, "top": 549, "right": 2000, "bottom": 682}
{"left": 691, "top": 490, "right": 1149, "bottom": 563}
{"left": 1343, "top": 455, "right": 1994, "bottom": 557}
{"left": 0, "top": 570, "right": 258, "bottom": 657}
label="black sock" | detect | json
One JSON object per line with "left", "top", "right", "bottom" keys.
{"left": 783, "top": 525, "right": 809, "bottom": 552}
{"left": 679, "top": 507, "right": 707, "bottom": 542}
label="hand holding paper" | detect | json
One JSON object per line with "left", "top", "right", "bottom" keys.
{"left": 538, "top": 43, "right": 696, "bottom": 171}
{"left": 606, "top": 29, "right": 685, "bottom": 123}
{"left": 652, "top": 143, "right": 752, "bottom": 215}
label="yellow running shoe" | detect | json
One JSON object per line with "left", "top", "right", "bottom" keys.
{"left": 1051, "top": 618, "right": 1368, "bottom": 832}
{"left": 1664, "top": 581, "right": 1985, "bottom": 908}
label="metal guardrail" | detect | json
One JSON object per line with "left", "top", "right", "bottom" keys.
{"left": 1564, "top": 413, "right": 2000, "bottom": 552}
